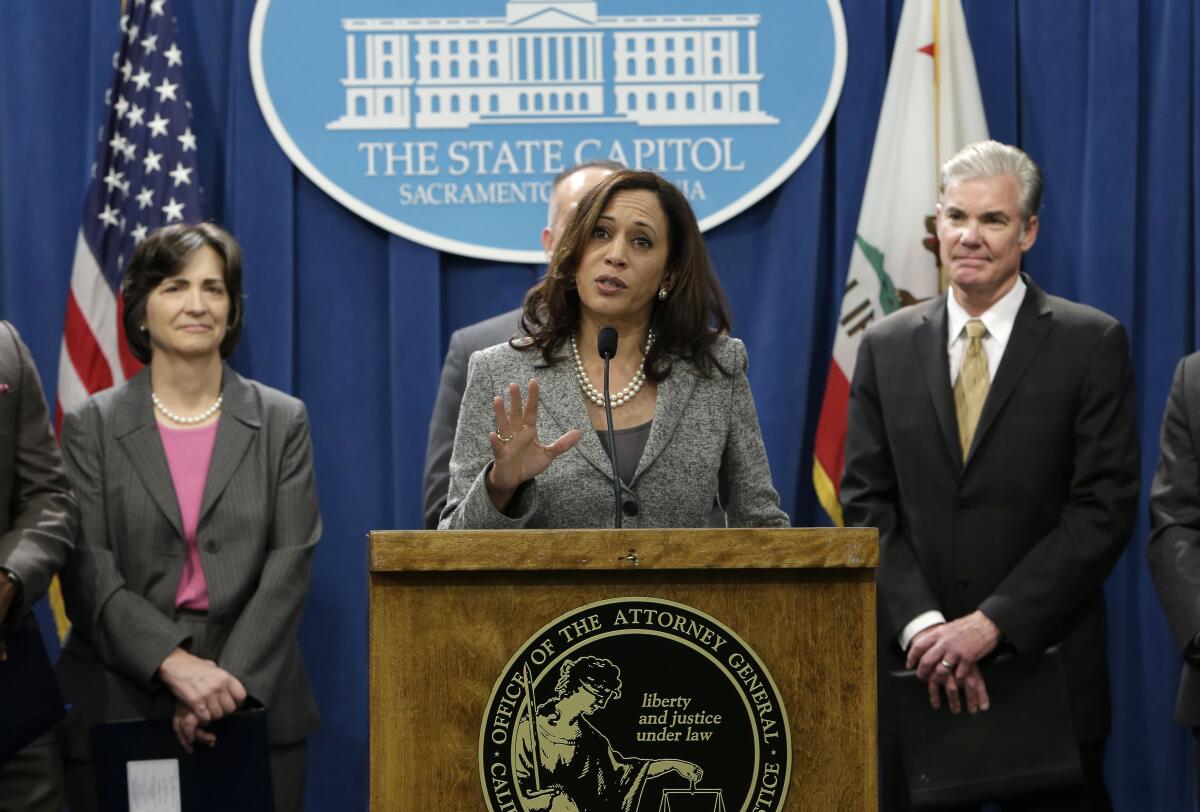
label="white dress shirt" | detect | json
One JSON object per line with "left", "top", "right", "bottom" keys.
{"left": 898, "top": 276, "right": 1028, "bottom": 651}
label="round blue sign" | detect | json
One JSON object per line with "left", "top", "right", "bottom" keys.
{"left": 250, "top": 0, "right": 846, "bottom": 262}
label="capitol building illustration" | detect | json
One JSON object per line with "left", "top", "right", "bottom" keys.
{"left": 328, "top": 0, "right": 777, "bottom": 130}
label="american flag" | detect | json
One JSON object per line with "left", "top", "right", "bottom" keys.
{"left": 57, "top": 0, "right": 202, "bottom": 428}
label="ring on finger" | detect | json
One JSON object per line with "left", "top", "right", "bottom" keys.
{"left": 939, "top": 658, "right": 956, "bottom": 670}
{"left": 497, "top": 430, "right": 514, "bottom": 443}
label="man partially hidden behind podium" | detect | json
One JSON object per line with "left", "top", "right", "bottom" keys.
{"left": 422, "top": 160, "right": 620, "bottom": 528}
{"left": 841, "top": 141, "right": 1139, "bottom": 809}
{"left": 0, "top": 321, "right": 77, "bottom": 810}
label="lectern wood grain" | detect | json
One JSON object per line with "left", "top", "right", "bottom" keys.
{"left": 370, "top": 527, "right": 877, "bottom": 572}
{"left": 369, "top": 529, "right": 877, "bottom": 810}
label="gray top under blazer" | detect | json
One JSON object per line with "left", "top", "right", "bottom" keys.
{"left": 439, "top": 334, "right": 789, "bottom": 529}
{"left": 55, "top": 365, "right": 322, "bottom": 754}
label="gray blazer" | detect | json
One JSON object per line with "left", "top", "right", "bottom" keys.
{"left": 0, "top": 322, "right": 76, "bottom": 743}
{"left": 0, "top": 321, "right": 76, "bottom": 624}
{"left": 55, "top": 366, "right": 322, "bottom": 754}
{"left": 439, "top": 335, "right": 788, "bottom": 529}
{"left": 422, "top": 308, "right": 522, "bottom": 529}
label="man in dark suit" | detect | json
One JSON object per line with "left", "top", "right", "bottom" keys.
{"left": 422, "top": 160, "right": 620, "bottom": 528}
{"left": 841, "top": 141, "right": 1139, "bottom": 809}
{"left": 1149, "top": 353, "right": 1200, "bottom": 804}
{"left": 0, "top": 321, "right": 77, "bottom": 810}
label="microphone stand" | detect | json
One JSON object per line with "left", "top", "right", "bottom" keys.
{"left": 597, "top": 326, "right": 622, "bottom": 529}
{"left": 602, "top": 354, "right": 622, "bottom": 529}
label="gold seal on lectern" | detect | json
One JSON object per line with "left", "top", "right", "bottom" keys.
{"left": 480, "top": 597, "right": 790, "bottom": 812}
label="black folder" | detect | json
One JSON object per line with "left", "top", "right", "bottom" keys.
{"left": 889, "top": 645, "right": 1083, "bottom": 809}
{"left": 91, "top": 708, "right": 274, "bottom": 812}
{"left": 0, "top": 619, "right": 66, "bottom": 767}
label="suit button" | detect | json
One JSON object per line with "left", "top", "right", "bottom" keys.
{"left": 622, "top": 500, "right": 639, "bottom": 517}
{"left": 954, "top": 579, "right": 968, "bottom": 591}
{"left": 204, "top": 540, "right": 218, "bottom": 553}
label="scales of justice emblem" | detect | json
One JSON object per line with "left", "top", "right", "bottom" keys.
{"left": 481, "top": 598, "right": 790, "bottom": 812}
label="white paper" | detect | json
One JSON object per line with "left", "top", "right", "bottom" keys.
{"left": 126, "top": 758, "right": 182, "bottom": 812}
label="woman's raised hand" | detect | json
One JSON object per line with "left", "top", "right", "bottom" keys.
{"left": 486, "top": 379, "right": 581, "bottom": 510}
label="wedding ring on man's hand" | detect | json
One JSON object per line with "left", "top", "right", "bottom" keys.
{"left": 939, "top": 658, "right": 956, "bottom": 670}
{"left": 496, "top": 431, "right": 514, "bottom": 443}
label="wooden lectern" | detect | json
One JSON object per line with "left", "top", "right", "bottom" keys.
{"left": 368, "top": 528, "right": 878, "bottom": 810}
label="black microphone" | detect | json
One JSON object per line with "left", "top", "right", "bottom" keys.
{"left": 597, "top": 326, "right": 618, "bottom": 360}
{"left": 597, "top": 327, "right": 622, "bottom": 529}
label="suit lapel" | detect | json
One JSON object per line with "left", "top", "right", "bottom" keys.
{"left": 530, "top": 352, "right": 614, "bottom": 478}
{"left": 966, "top": 278, "right": 1053, "bottom": 463}
{"left": 114, "top": 370, "right": 185, "bottom": 539}
{"left": 633, "top": 360, "right": 697, "bottom": 482}
{"left": 914, "top": 298, "right": 963, "bottom": 471}
{"left": 531, "top": 349, "right": 696, "bottom": 481}
{"left": 198, "top": 366, "right": 260, "bottom": 524}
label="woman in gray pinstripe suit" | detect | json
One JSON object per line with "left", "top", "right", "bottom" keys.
{"left": 441, "top": 170, "right": 789, "bottom": 530}
{"left": 55, "top": 224, "right": 321, "bottom": 812}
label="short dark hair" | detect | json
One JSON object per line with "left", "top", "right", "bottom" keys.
{"left": 122, "top": 222, "right": 245, "bottom": 364}
{"left": 520, "top": 169, "right": 733, "bottom": 380}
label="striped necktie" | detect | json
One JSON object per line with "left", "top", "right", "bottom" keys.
{"left": 954, "top": 319, "right": 989, "bottom": 460}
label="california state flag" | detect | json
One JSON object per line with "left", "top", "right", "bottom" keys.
{"left": 813, "top": 0, "right": 988, "bottom": 525}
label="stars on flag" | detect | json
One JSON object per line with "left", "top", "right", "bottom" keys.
{"left": 85, "top": 0, "right": 202, "bottom": 286}
{"left": 147, "top": 113, "right": 169, "bottom": 137}
{"left": 102, "top": 168, "right": 127, "bottom": 194}
{"left": 162, "top": 198, "right": 185, "bottom": 223}
{"left": 168, "top": 162, "right": 193, "bottom": 187}
{"left": 154, "top": 78, "right": 178, "bottom": 103}
{"left": 143, "top": 150, "right": 163, "bottom": 173}
{"left": 98, "top": 205, "right": 121, "bottom": 228}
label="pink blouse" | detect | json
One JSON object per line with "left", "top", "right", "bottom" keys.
{"left": 158, "top": 420, "right": 219, "bottom": 610}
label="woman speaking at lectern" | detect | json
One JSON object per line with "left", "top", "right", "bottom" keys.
{"left": 55, "top": 223, "right": 321, "bottom": 812}
{"left": 439, "top": 170, "right": 788, "bottom": 530}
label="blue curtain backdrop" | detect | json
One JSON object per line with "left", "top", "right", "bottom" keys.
{"left": 1, "top": 1, "right": 1196, "bottom": 809}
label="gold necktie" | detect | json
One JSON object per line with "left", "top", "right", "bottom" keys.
{"left": 954, "top": 319, "right": 989, "bottom": 460}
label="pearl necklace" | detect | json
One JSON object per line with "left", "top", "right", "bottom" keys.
{"left": 152, "top": 391, "right": 223, "bottom": 425}
{"left": 571, "top": 330, "right": 655, "bottom": 408}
